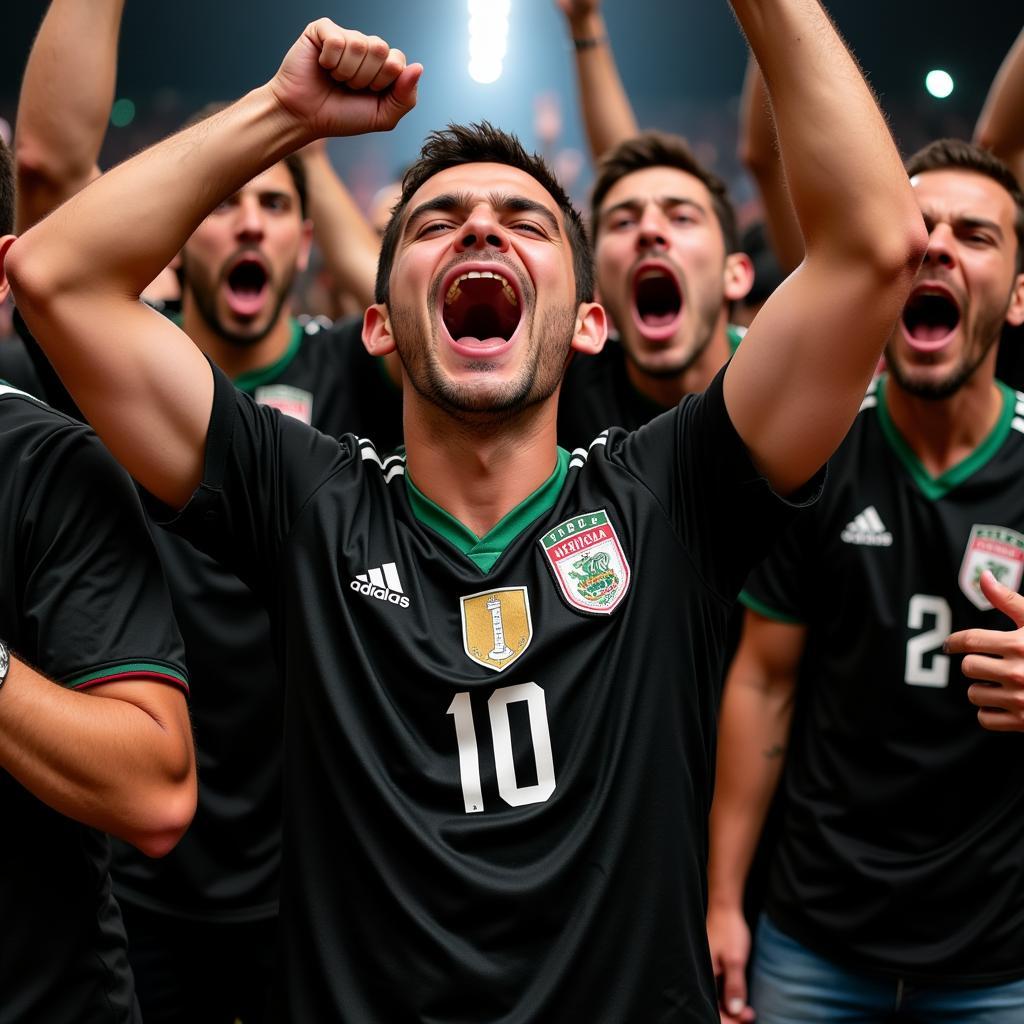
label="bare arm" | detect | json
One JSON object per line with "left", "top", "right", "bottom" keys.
{"left": 723, "top": 0, "right": 927, "bottom": 496}
{"left": 14, "top": 0, "right": 125, "bottom": 233}
{"left": 0, "top": 656, "right": 194, "bottom": 857}
{"left": 8, "top": 21, "right": 420, "bottom": 511}
{"left": 299, "top": 139, "right": 380, "bottom": 311}
{"left": 737, "top": 56, "right": 804, "bottom": 275}
{"left": 707, "top": 610, "right": 805, "bottom": 1022}
{"left": 975, "top": 26, "right": 1024, "bottom": 185}
{"left": 556, "top": 0, "right": 639, "bottom": 160}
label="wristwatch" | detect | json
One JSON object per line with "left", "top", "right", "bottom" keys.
{"left": 0, "top": 639, "right": 9, "bottom": 690}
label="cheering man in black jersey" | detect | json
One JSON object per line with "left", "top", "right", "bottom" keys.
{"left": 8, "top": 5, "right": 926, "bottom": 1019}
{"left": 708, "top": 140, "right": 1024, "bottom": 1023}
{"left": 0, "top": 138, "right": 196, "bottom": 1024}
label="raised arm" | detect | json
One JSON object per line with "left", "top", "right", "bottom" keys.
{"left": 975, "top": 26, "right": 1024, "bottom": 186}
{"left": 737, "top": 55, "right": 804, "bottom": 275}
{"left": 298, "top": 139, "right": 381, "bottom": 311}
{"left": 556, "top": 0, "right": 639, "bottom": 160}
{"left": 722, "top": 0, "right": 927, "bottom": 496}
{"left": 14, "top": 0, "right": 125, "bottom": 233}
{"left": 7, "top": 21, "right": 420, "bottom": 510}
{"left": 707, "top": 610, "right": 805, "bottom": 1022}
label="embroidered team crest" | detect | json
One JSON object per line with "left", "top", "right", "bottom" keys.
{"left": 540, "top": 509, "right": 631, "bottom": 614}
{"left": 460, "top": 587, "right": 533, "bottom": 672}
{"left": 255, "top": 384, "right": 314, "bottom": 424}
{"left": 958, "top": 524, "right": 1024, "bottom": 610}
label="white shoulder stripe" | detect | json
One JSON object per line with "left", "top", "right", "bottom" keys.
{"left": 859, "top": 395, "right": 877, "bottom": 413}
{"left": 360, "top": 446, "right": 383, "bottom": 466}
{"left": 0, "top": 383, "right": 41, "bottom": 403}
{"left": 385, "top": 464, "right": 406, "bottom": 483}
{"left": 1012, "top": 416, "right": 1024, "bottom": 435}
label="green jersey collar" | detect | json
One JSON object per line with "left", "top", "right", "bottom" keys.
{"left": 233, "top": 319, "right": 304, "bottom": 393}
{"left": 876, "top": 373, "right": 1015, "bottom": 501}
{"left": 406, "top": 448, "right": 571, "bottom": 572}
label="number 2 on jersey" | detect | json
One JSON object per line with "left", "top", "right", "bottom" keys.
{"left": 447, "top": 683, "right": 556, "bottom": 813}
{"left": 905, "top": 593, "right": 952, "bottom": 687}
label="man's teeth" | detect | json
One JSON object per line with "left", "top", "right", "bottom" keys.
{"left": 444, "top": 270, "right": 518, "bottom": 307}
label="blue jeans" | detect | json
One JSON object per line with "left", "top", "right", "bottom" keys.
{"left": 751, "top": 915, "right": 1024, "bottom": 1023}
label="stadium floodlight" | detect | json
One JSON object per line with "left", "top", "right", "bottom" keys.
{"left": 925, "top": 69, "right": 954, "bottom": 100}
{"left": 468, "top": 0, "right": 510, "bottom": 85}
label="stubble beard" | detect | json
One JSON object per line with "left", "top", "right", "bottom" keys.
{"left": 390, "top": 300, "right": 578, "bottom": 424}
{"left": 886, "top": 293, "right": 1010, "bottom": 401}
{"left": 183, "top": 253, "right": 295, "bottom": 349}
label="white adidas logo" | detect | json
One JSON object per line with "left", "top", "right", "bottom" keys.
{"left": 350, "top": 562, "right": 410, "bottom": 608}
{"left": 841, "top": 506, "right": 893, "bottom": 547}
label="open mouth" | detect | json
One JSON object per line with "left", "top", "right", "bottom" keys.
{"left": 631, "top": 265, "right": 683, "bottom": 339}
{"left": 901, "top": 287, "right": 961, "bottom": 351}
{"left": 441, "top": 268, "right": 522, "bottom": 349}
{"left": 224, "top": 257, "right": 270, "bottom": 318}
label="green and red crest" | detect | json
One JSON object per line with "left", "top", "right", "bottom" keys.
{"left": 958, "top": 524, "right": 1024, "bottom": 610}
{"left": 540, "top": 509, "right": 630, "bottom": 614}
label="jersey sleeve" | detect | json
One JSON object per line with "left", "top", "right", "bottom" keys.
{"left": 150, "top": 360, "right": 354, "bottom": 600}
{"left": 738, "top": 520, "right": 810, "bottom": 624}
{"left": 607, "top": 364, "right": 824, "bottom": 602}
{"left": 18, "top": 417, "right": 188, "bottom": 692}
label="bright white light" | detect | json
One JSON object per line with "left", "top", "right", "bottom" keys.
{"left": 469, "top": 59, "right": 503, "bottom": 84}
{"left": 925, "top": 69, "right": 954, "bottom": 99}
{"left": 468, "top": 0, "right": 509, "bottom": 85}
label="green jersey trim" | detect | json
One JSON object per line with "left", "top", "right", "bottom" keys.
{"left": 233, "top": 320, "right": 304, "bottom": 393}
{"left": 738, "top": 589, "right": 804, "bottom": 625}
{"left": 66, "top": 661, "right": 189, "bottom": 694}
{"left": 406, "top": 448, "right": 571, "bottom": 573}
{"left": 876, "top": 374, "right": 1015, "bottom": 501}
{"left": 727, "top": 323, "right": 745, "bottom": 354}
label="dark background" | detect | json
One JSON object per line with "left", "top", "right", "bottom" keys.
{"left": 0, "top": 1, "right": 1020, "bottom": 208}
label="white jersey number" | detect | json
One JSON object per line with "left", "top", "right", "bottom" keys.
{"left": 905, "top": 594, "right": 952, "bottom": 688}
{"left": 447, "top": 683, "right": 556, "bottom": 813}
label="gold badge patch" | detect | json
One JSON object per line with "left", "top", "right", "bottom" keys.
{"left": 460, "top": 587, "right": 533, "bottom": 672}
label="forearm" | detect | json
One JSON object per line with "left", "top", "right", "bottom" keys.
{"left": 564, "top": 10, "right": 639, "bottom": 159}
{"left": 738, "top": 57, "right": 804, "bottom": 274}
{"left": 730, "top": 0, "right": 918, "bottom": 266}
{"left": 15, "top": 0, "right": 125, "bottom": 232}
{"left": 975, "top": 27, "right": 1024, "bottom": 184}
{"left": 708, "top": 672, "right": 792, "bottom": 909}
{"left": 301, "top": 145, "right": 380, "bottom": 310}
{"left": 0, "top": 655, "right": 195, "bottom": 857}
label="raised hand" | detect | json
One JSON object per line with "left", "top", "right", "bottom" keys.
{"left": 269, "top": 19, "right": 421, "bottom": 140}
{"left": 945, "top": 570, "right": 1024, "bottom": 731}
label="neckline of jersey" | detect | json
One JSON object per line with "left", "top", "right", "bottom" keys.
{"left": 171, "top": 313, "right": 304, "bottom": 392}
{"left": 232, "top": 319, "right": 304, "bottom": 392}
{"left": 876, "top": 372, "right": 1015, "bottom": 501}
{"left": 619, "top": 324, "right": 744, "bottom": 413}
{"left": 405, "top": 448, "right": 571, "bottom": 572}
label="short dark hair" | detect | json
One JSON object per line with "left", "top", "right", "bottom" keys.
{"left": 905, "top": 138, "right": 1024, "bottom": 273}
{"left": 375, "top": 122, "right": 593, "bottom": 305}
{"left": 590, "top": 131, "right": 739, "bottom": 255}
{"left": 0, "top": 137, "right": 14, "bottom": 237}
{"left": 181, "top": 102, "right": 308, "bottom": 219}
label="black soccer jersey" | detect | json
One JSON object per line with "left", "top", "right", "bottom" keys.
{"left": 742, "top": 373, "right": 1024, "bottom": 985}
{"left": 111, "top": 315, "right": 404, "bottom": 922}
{"left": 154, "top": 359, "right": 817, "bottom": 1022}
{"left": 0, "top": 383, "right": 188, "bottom": 1023}
{"left": 557, "top": 326, "right": 743, "bottom": 451}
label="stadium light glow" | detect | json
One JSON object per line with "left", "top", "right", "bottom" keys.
{"left": 925, "top": 69, "right": 954, "bottom": 100}
{"left": 468, "top": 0, "right": 510, "bottom": 85}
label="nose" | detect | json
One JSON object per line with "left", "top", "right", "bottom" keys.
{"left": 636, "top": 205, "right": 668, "bottom": 252}
{"left": 922, "top": 222, "right": 956, "bottom": 271}
{"left": 455, "top": 205, "right": 510, "bottom": 254}
{"left": 233, "top": 195, "right": 266, "bottom": 243}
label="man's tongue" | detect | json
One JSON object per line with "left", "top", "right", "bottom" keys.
{"left": 902, "top": 292, "right": 960, "bottom": 350}
{"left": 225, "top": 264, "right": 268, "bottom": 318}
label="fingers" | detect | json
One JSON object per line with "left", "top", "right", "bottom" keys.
{"left": 378, "top": 63, "right": 423, "bottom": 127}
{"left": 981, "top": 568, "right": 1024, "bottom": 627}
{"left": 944, "top": 626, "right": 1016, "bottom": 656}
{"left": 721, "top": 958, "right": 752, "bottom": 1022}
{"left": 311, "top": 21, "right": 408, "bottom": 93}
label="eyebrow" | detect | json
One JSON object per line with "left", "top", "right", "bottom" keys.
{"left": 600, "top": 196, "right": 707, "bottom": 221}
{"left": 922, "top": 211, "right": 1005, "bottom": 240}
{"left": 403, "top": 191, "right": 561, "bottom": 236}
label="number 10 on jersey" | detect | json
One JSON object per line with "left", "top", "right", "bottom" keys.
{"left": 447, "top": 683, "right": 557, "bottom": 813}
